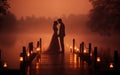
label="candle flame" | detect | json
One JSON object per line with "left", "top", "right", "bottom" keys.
{"left": 3, "top": 62, "right": 7, "bottom": 68}
{"left": 90, "top": 53, "right": 92, "bottom": 56}
{"left": 31, "top": 51, "right": 33, "bottom": 54}
{"left": 97, "top": 57, "right": 101, "bottom": 62}
{"left": 83, "top": 50, "right": 87, "bottom": 53}
{"left": 109, "top": 63, "right": 114, "bottom": 68}
{"left": 20, "top": 57, "right": 23, "bottom": 62}
{"left": 36, "top": 62, "right": 39, "bottom": 69}
{"left": 27, "top": 52, "right": 30, "bottom": 57}
{"left": 70, "top": 46, "right": 72, "bottom": 49}
{"left": 36, "top": 48, "right": 40, "bottom": 52}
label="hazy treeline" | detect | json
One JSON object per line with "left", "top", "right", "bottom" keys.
{"left": 16, "top": 14, "right": 88, "bottom": 34}
{"left": 1, "top": 13, "right": 88, "bottom": 34}
{"left": 0, "top": 12, "right": 88, "bottom": 47}
{"left": 1, "top": 12, "right": 120, "bottom": 49}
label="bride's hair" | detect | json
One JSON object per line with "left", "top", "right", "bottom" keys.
{"left": 53, "top": 21, "right": 58, "bottom": 30}
{"left": 54, "top": 21, "right": 58, "bottom": 25}
{"left": 58, "top": 18, "right": 62, "bottom": 22}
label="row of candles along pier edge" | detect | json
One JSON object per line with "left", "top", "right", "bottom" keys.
{"left": 19, "top": 43, "right": 116, "bottom": 70}
{"left": 69, "top": 39, "right": 119, "bottom": 70}
{"left": 0, "top": 38, "right": 42, "bottom": 69}
{"left": 69, "top": 46, "right": 114, "bottom": 69}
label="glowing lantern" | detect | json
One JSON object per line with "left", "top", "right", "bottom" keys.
{"left": 97, "top": 57, "right": 101, "bottom": 62}
{"left": 36, "top": 48, "right": 40, "bottom": 52}
{"left": 109, "top": 63, "right": 114, "bottom": 69}
{"left": 69, "top": 46, "right": 72, "bottom": 52}
{"left": 76, "top": 48, "right": 79, "bottom": 52}
{"left": 3, "top": 62, "right": 7, "bottom": 68}
{"left": 27, "top": 52, "right": 30, "bottom": 57}
{"left": 83, "top": 49, "right": 87, "bottom": 53}
{"left": 36, "top": 62, "right": 39, "bottom": 69}
{"left": 70, "top": 46, "right": 72, "bottom": 49}
{"left": 90, "top": 53, "right": 92, "bottom": 56}
{"left": 31, "top": 51, "right": 33, "bottom": 54}
{"left": 20, "top": 57, "right": 23, "bottom": 62}
{"left": 74, "top": 47, "right": 77, "bottom": 50}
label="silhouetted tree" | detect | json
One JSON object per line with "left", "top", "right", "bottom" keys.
{"left": 0, "top": 12, "right": 17, "bottom": 33}
{"left": 88, "top": 0, "right": 120, "bottom": 36}
{"left": 0, "top": 12, "right": 17, "bottom": 47}
{"left": 0, "top": 0, "right": 10, "bottom": 15}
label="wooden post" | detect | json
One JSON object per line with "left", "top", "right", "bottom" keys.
{"left": 20, "top": 46, "right": 27, "bottom": 75}
{"left": 79, "top": 43, "right": 82, "bottom": 53}
{"left": 73, "top": 38, "right": 75, "bottom": 53}
{"left": 94, "top": 47, "right": 97, "bottom": 58}
{"left": 37, "top": 41, "right": 39, "bottom": 48}
{"left": 36, "top": 41, "right": 40, "bottom": 53}
{"left": 88, "top": 43, "right": 92, "bottom": 55}
{"left": 40, "top": 38, "right": 42, "bottom": 52}
{"left": 0, "top": 49, "right": 1, "bottom": 61}
{"left": 93, "top": 47, "right": 98, "bottom": 70}
{"left": 22, "top": 46, "right": 27, "bottom": 62}
{"left": 29, "top": 42, "right": 33, "bottom": 54}
{"left": 0, "top": 49, "right": 2, "bottom": 68}
{"left": 81, "top": 42, "right": 84, "bottom": 54}
{"left": 23, "top": 46, "right": 26, "bottom": 54}
{"left": 88, "top": 43, "right": 92, "bottom": 65}
{"left": 114, "top": 50, "right": 119, "bottom": 70}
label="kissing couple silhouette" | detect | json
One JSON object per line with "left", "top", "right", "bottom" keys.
{"left": 47, "top": 18, "right": 65, "bottom": 54}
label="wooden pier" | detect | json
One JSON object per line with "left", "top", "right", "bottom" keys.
{"left": 0, "top": 38, "right": 120, "bottom": 75}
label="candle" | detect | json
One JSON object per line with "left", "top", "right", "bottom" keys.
{"left": 36, "top": 48, "right": 40, "bottom": 52}
{"left": 109, "top": 63, "right": 114, "bottom": 69}
{"left": 20, "top": 57, "right": 23, "bottom": 62}
{"left": 36, "top": 62, "right": 39, "bottom": 69}
{"left": 83, "top": 49, "right": 87, "bottom": 53}
{"left": 27, "top": 52, "right": 30, "bottom": 57}
{"left": 31, "top": 51, "right": 33, "bottom": 54}
{"left": 3, "top": 62, "right": 7, "bottom": 68}
{"left": 90, "top": 53, "right": 92, "bottom": 56}
{"left": 97, "top": 57, "right": 101, "bottom": 62}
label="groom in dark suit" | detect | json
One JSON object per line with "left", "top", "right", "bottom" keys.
{"left": 58, "top": 18, "right": 65, "bottom": 53}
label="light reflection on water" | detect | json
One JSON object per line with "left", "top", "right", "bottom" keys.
{"left": 69, "top": 54, "right": 80, "bottom": 69}
{"left": 27, "top": 66, "right": 30, "bottom": 75}
{"left": 25, "top": 52, "right": 89, "bottom": 75}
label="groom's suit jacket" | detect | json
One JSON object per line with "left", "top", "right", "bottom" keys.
{"left": 59, "top": 23, "right": 65, "bottom": 37}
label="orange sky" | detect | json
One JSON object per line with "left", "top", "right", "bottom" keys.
{"left": 10, "top": 0, "right": 92, "bottom": 19}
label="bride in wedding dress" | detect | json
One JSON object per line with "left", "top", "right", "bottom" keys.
{"left": 46, "top": 21, "right": 60, "bottom": 53}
